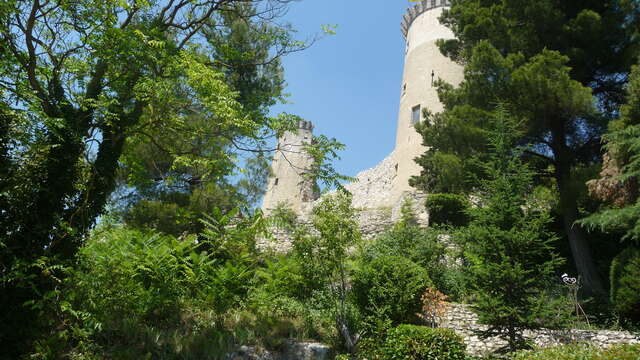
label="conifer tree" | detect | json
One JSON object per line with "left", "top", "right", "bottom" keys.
{"left": 459, "top": 106, "right": 565, "bottom": 352}
{"left": 412, "top": 0, "right": 639, "bottom": 295}
{"left": 580, "top": 62, "right": 640, "bottom": 242}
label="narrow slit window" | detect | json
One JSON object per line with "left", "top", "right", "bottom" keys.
{"left": 402, "top": 83, "right": 407, "bottom": 96}
{"left": 411, "top": 105, "right": 421, "bottom": 125}
{"left": 274, "top": 178, "right": 279, "bottom": 186}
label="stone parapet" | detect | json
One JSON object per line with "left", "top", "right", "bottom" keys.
{"left": 401, "top": 0, "right": 451, "bottom": 37}
{"left": 297, "top": 120, "right": 314, "bottom": 131}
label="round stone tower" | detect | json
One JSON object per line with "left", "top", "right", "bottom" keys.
{"left": 261, "top": 121, "right": 318, "bottom": 214}
{"left": 388, "top": 0, "right": 464, "bottom": 203}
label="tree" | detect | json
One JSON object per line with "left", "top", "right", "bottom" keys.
{"left": 412, "top": 0, "right": 640, "bottom": 296}
{"left": 292, "top": 191, "right": 362, "bottom": 353}
{"left": 115, "top": 4, "right": 294, "bottom": 235}
{"left": 459, "top": 107, "right": 565, "bottom": 352}
{"left": 0, "top": 0, "right": 321, "bottom": 355}
{"left": 580, "top": 62, "right": 640, "bottom": 242}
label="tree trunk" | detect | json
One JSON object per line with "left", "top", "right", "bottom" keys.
{"left": 553, "top": 138, "right": 605, "bottom": 297}
{"left": 557, "top": 181, "right": 606, "bottom": 297}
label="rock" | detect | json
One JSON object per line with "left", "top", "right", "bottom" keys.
{"left": 226, "top": 341, "right": 331, "bottom": 360}
{"left": 283, "top": 341, "right": 331, "bottom": 360}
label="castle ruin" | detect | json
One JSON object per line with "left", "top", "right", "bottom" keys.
{"left": 261, "top": 0, "right": 463, "bottom": 229}
{"left": 261, "top": 120, "right": 318, "bottom": 215}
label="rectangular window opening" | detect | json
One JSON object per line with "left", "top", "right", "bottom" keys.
{"left": 411, "top": 105, "right": 421, "bottom": 125}
{"left": 275, "top": 178, "right": 279, "bottom": 186}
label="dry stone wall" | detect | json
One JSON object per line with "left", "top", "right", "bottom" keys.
{"left": 441, "top": 303, "right": 640, "bottom": 356}
{"left": 259, "top": 189, "right": 430, "bottom": 253}
{"left": 257, "top": 207, "right": 395, "bottom": 253}
{"left": 226, "top": 341, "right": 331, "bottom": 360}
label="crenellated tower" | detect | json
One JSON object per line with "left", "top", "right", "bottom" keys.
{"left": 388, "top": 0, "right": 464, "bottom": 204}
{"left": 261, "top": 121, "right": 318, "bottom": 214}
{"left": 261, "top": 1, "right": 465, "bottom": 221}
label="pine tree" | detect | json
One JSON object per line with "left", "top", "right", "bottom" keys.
{"left": 459, "top": 106, "right": 565, "bottom": 352}
{"left": 580, "top": 62, "right": 640, "bottom": 242}
{"left": 412, "top": 0, "right": 640, "bottom": 296}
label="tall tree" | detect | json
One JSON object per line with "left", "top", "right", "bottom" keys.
{"left": 115, "top": 3, "right": 295, "bottom": 235}
{"left": 460, "top": 106, "right": 565, "bottom": 352}
{"left": 0, "top": 0, "right": 317, "bottom": 354}
{"left": 580, "top": 62, "right": 640, "bottom": 242}
{"left": 411, "top": 0, "right": 640, "bottom": 296}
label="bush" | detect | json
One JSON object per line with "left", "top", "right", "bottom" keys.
{"left": 254, "top": 255, "right": 321, "bottom": 301}
{"left": 352, "top": 256, "right": 431, "bottom": 327}
{"left": 379, "top": 325, "right": 466, "bottom": 360}
{"left": 425, "top": 193, "right": 470, "bottom": 227}
{"left": 512, "top": 343, "right": 640, "bottom": 360}
{"left": 67, "top": 226, "right": 252, "bottom": 358}
{"left": 358, "top": 222, "right": 470, "bottom": 301}
{"left": 360, "top": 224, "right": 444, "bottom": 266}
{"left": 610, "top": 247, "right": 640, "bottom": 322}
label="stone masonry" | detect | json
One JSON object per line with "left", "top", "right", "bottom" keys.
{"left": 441, "top": 303, "right": 640, "bottom": 356}
{"left": 261, "top": 121, "right": 318, "bottom": 215}
{"left": 260, "top": 0, "right": 462, "bottom": 235}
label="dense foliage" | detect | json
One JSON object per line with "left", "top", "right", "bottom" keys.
{"left": 457, "top": 109, "right": 567, "bottom": 351}
{"left": 579, "top": 63, "right": 640, "bottom": 242}
{"left": 412, "top": 0, "right": 640, "bottom": 296}
{"left": 512, "top": 344, "right": 640, "bottom": 360}
{"left": 425, "top": 193, "right": 471, "bottom": 227}
{"left": 352, "top": 256, "right": 431, "bottom": 328}
{"left": 292, "top": 191, "right": 364, "bottom": 353}
{"left": 608, "top": 247, "right": 640, "bottom": 322}
{"left": 378, "top": 325, "right": 466, "bottom": 360}
{"left": 0, "top": 0, "right": 347, "bottom": 356}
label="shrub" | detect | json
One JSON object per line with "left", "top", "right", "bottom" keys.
{"left": 610, "top": 247, "right": 640, "bottom": 322}
{"left": 254, "top": 255, "right": 320, "bottom": 301}
{"left": 68, "top": 226, "right": 251, "bottom": 358}
{"left": 512, "top": 343, "right": 640, "bottom": 360}
{"left": 358, "top": 222, "right": 470, "bottom": 301}
{"left": 425, "top": 193, "right": 470, "bottom": 227}
{"left": 416, "top": 287, "right": 449, "bottom": 327}
{"left": 352, "top": 256, "right": 431, "bottom": 327}
{"left": 359, "top": 223, "right": 444, "bottom": 264}
{"left": 379, "top": 325, "right": 466, "bottom": 360}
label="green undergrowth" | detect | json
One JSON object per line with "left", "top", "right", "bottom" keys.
{"left": 512, "top": 343, "right": 640, "bottom": 360}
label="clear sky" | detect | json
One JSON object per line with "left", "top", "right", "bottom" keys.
{"left": 270, "top": 0, "right": 413, "bottom": 179}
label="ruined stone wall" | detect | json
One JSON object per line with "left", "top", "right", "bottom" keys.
{"left": 441, "top": 303, "right": 640, "bottom": 356}
{"left": 257, "top": 207, "right": 395, "bottom": 253}
{"left": 261, "top": 121, "right": 317, "bottom": 215}
{"left": 260, "top": 1, "right": 464, "bottom": 222}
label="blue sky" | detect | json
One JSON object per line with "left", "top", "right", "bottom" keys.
{"left": 271, "top": 0, "right": 413, "bottom": 178}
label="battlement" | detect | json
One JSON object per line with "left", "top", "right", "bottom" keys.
{"left": 401, "top": 0, "right": 451, "bottom": 38}
{"left": 297, "top": 120, "right": 314, "bottom": 131}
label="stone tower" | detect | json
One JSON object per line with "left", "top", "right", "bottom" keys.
{"left": 261, "top": 121, "right": 318, "bottom": 214}
{"left": 388, "top": 0, "right": 464, "bottom": 204}
{"left": 261, "top": 0, "right": 464, "bottom": 220}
